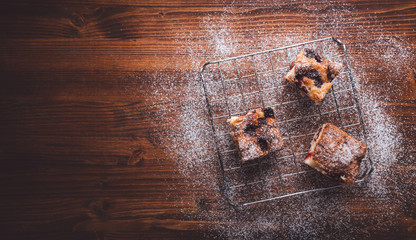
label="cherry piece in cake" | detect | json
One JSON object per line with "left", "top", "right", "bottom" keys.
{"left": 227, "top": 107, "right": 283, "bottom": 163}
{"left": 284, "top": 48, "right": 342, "bottom": 103}
{"left": 304, "top": 123, "right": 367, "bottom": 184}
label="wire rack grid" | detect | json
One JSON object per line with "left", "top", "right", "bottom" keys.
{"left": 199, "top": 37, "right": 374, "bottom": 208}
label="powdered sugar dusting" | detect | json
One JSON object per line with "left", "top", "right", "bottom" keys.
{"left": 145, "top": 1, "right": 414, "bottom": 238}
{"left": 353, "top": 37, "right": 414, "bottom": 195}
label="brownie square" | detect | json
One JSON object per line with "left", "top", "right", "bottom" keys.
{"left": 227, "top": 107, "right": 284, "bottom": 163}
{"left": 304, "top": 123, "right": 367, "bottom": 184}
{"left": 284, "top": 48, "right": 342, "bottom": 103}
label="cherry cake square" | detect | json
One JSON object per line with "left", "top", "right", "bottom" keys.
{"left": 304, "top": 123, "right": 367, "bottom": 184}
{"left": 227, "top": 107, "right": 283, "bottom": 163}
{"left": 284, "top": 48, "right": 342, "bottom": 103}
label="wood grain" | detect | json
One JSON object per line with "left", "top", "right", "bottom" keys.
{"left": 0, "top": 0, "right": 416, "bottom": 239}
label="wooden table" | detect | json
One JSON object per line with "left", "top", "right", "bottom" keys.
{"left": 1, "top": 1, "right": 415, "bottom": 239}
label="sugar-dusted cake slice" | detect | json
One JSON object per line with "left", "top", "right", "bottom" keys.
{"left": 304, "top": 123, "right": 367, "bottom": 184}
{"left": 227, "top": 107, "right": 283, "bottom": 163}
{"left": 284, "top": 48, "right": 343, "bottom": 103}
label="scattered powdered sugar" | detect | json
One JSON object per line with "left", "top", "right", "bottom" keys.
{"left": 352, "top": 37, "right": 414, "bottom": 195}
{"left": 144, "top": 1, "right": 415, "bottom": 238}
{"left": 365, "top": 106, "right": 403, "bottom": 194}
{"left": 204, "top": 16, "right": 237, "bottom": 59}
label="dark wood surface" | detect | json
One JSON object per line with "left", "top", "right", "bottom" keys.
{"left": 1, "top": 1, "right": 416, "bottom": 239}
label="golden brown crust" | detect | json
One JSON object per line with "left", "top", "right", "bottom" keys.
{"left": 304, "top": 123, "right": 367, "bottom": 184}
{"left": 284, "top": 49, "right": 342, "bottom": 103}
{"left": 228, "top": 107, "right": 283, "bottom": 163}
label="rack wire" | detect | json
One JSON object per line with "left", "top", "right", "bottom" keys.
{"left": 199, "top": 37, "right": 374, "bottom": 208}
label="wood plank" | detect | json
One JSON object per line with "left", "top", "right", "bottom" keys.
{"left": 0, "top": 4, "right": 415, "bottom": 71}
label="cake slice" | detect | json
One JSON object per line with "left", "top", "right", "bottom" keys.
{"left": 304, "top": 123, "right": 367, "bottom": 184}
{"left": 227, "top": 107, "right": 283, "bottom": 163}
{"left": 284, "top": 48, "right": 343, "bottom": 103}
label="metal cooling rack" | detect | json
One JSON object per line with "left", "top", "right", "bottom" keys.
{"left": 199, "top": 37, "right": 374, "bottom": 208}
